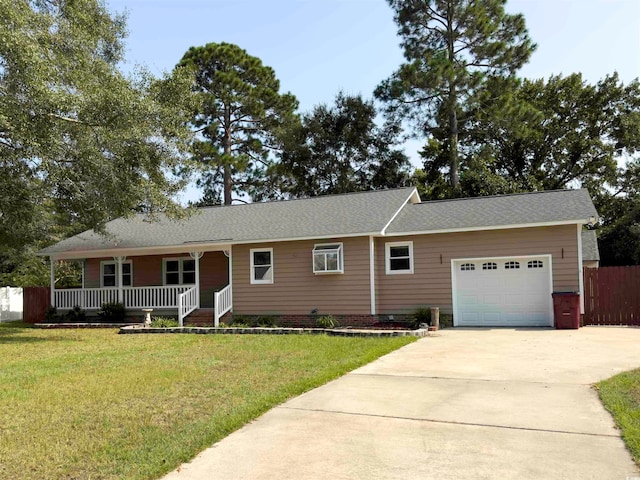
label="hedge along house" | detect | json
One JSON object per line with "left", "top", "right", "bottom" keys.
{"left": 39, "top": 187, "right": 598, "bottom": 327}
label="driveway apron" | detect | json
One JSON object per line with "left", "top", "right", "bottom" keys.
{"left": 163, "top": 328, "right": 640, "bottom": 480}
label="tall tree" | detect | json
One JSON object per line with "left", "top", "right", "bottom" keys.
{"left": 376, "top": 0, "right": 535, "bottom": 191}
{"left": 0, "top": 0, "right": 194, "bottom": 254}
{"left": 266, "top": 93, "right": 411, "bottom": 199}
{"left": 0, "top": 0, "right": 194, "bottom": 287}
{"left": 460, "top": 73, "right": 640, "bottom": 265}
{"left": 466, "top": 73, "right": 639, "bottom": 194}
{"left": 178, "top": 43, "right": 298, "bottom": 205}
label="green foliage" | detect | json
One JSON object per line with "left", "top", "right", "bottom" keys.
{"left": 0, "top": 254, "right": 82, "bottom": 288}
{"left": 178, "top": 42, "right": 298, "bottom": 205}
{"left": 411, "top": 307, "right": 431, "bottom": 328}
{"left": 64, "top": 306, "right": 87, "bottom": 323}
{"left": 316, "top": 315, "right": 339, "bottom": 329}
{"left": 0, "top": 0, "right": 194, "bottom": 256}
{"left": 151, "top": 317, "right": 179, "bottom": 328}
{"left": 44, "top": 306, "right": 59, "bottom": 323}
{"left": 97, "top": 302, "right": 127, "bottom": 323}
{"left": 597, "top": 368, "right": 640, "bottom": 464}
{"left": 257, "top": 316, "right": 278, "bottom": 328}
{"left": 268, "top": 92, "right": 411, "bottom": 198}
{"left": 376, "top": 0, "right": 535, "bottom": 189}
{"left": 0, "top": 324, "right": 414, "bottom": 479}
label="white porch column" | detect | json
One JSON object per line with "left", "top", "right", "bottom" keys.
{"left": 114, "top": 256, "right": 126, "bottom": 304}
{"left": 189, "top": 252, "right": 204, "bottom": 309}
{"left": 49, "top": 257, "right": 55, "bottom": 307}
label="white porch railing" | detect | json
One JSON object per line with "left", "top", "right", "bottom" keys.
{"left": 178, "top": 286, "right": 198, "bottom": 326}
{"left": 54, "top": 288, "right": 119, "bottom": 310}
{"left": 214, "top": 284, "right": 233, "bottom": 327}
{"left": 54, "top": 286, "right": 194, "bottom": 310}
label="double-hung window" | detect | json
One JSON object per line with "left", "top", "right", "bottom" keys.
{"left": 313, "top": 243, "right": 343, "bottom": 274}
{"left": 251, "top": 248, "right": 273, "bottom": 284}
{"left": 100, "top": 260, "right": 132, "bottom": 287}
{"left": 163, "top": 258, "right": 196, "bottom": 285}
{"left": 385, "top": 242, "right": 414, "bottom": 275}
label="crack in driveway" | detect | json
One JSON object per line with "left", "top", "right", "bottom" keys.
{"left": 279, "top": 405, "right": 620, "bottom": 439}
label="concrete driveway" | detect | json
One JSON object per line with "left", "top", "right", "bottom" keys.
{"left": 163, "top": 328, "right": 640, "bottom": 480}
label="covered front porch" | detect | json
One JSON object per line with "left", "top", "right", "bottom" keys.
{"left": 49, "top": 249, "right": 233, "bottom": 326}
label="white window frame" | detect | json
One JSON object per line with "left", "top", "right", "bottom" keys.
{"left": 250, "top": 248, "right": 274, "bottom": 284}
{"left": 385, "top": 241, "right": 414, "bottom": 275}
{"left": 162, "top": 257, "right": 197, "bottom": 286}
{"left": 313, "top": 243, "right": 344, "bottom": 274}
{"left": 100, "top": 260, "right": 133, "bottom": 288}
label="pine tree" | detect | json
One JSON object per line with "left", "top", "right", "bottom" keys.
{"left": 178, "top": 43, "right": 298, "bottom": 205}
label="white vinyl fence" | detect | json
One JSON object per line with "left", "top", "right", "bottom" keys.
{"left": 0, "top": 287, "right": 23, "bottom": 322}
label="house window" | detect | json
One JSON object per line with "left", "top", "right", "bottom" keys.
{"left": 163, "top": 258, "right": 196, "bottom": 285}
{"left": 505, "top": 261, "right": 520, "bottom": 270}
{"left": 460, "top": 263, "right": 476, "bottom": 271}
{"left": 100, "top": 260, "right": 132, "bottom": 288}
{"left": 385, "top": 242, "right": 413, "bottom": 274}
{"left": 482, "top": 262, "right": 497, "bottom": 270}
{"left": 251, "top": 248, "right": 273, "bottom": 284}
{"left": 528, "top": 260, "right": 544, "bottom": 269}
{"left": 313, "top": 243, "right": 343, "bottom": 274}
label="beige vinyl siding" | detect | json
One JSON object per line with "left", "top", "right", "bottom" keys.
{"left": 376, "top": 225, "right": 580, "bottom": 314}
{"left": 233, "top": 237, "right": 371, "bottom": 315}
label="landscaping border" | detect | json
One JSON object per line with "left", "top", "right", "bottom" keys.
{"left": 118, "top": 325, "right": 431, "bottom": 337}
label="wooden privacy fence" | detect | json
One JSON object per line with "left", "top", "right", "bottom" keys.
{"left": 23, "top": 287, "right": 50, "bottom": 324}
{"left": 583, "top": 266, "right": 640, "bottom": 326}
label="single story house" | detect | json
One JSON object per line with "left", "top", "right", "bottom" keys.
{"left": 39, "top": 187, "right": 598, "bottom": 328}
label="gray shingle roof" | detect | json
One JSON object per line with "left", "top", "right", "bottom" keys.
{"left": 385, "top": 189, "right": 597, "bottom": 234}
{"left": 581, "top": 230, "right": 600, "bottom": 261}
{"left": 40, "top": 188, "right": 417, "bottom": 255}
{"left": 40, "top": 188, "right": 598, "bottom": 257}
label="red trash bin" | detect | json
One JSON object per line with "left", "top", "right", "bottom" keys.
{"left": 552, "top": 292, "right": 581, "bottom": 329}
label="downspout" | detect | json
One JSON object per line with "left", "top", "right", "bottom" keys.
{"left": 369, "top": 236, "right": 376, "bottom": 316}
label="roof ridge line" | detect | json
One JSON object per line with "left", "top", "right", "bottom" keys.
{"left": 193, "top": 187, "right": 416, "bottom": 211}
{"left": 412, "top": 189, "right": 583, "bottom": 206}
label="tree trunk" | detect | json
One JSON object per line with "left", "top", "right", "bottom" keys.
{"left": 446, "top": 0, "right": 459, "bottom": 189}
{"left": 223, "top": 106, "right": 232, "bottom": 205}
{"left": 448, "top": 89, "right": 459, "bottom": 189}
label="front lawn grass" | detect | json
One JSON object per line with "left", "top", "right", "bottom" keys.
{"left": 0, "top": 322, "right": 415, "bottom": 479}
{"left": 597, "top": 368, "right": 640, "bottom": 465}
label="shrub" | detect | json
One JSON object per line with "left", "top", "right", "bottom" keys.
{"left": 97, "top": 302, "right": 127, "bottom": 323}
{"left": 257, "top": 315, "right": 278, "bottom": 327}
{"left": 316, "top": 314, "right": 339, "bottom": 329}
{"left": 64, "top": 306, "right": 87, "bottom": 323}
{"left": 151, "top": 317, "right": 179, "bottom": 328}
{"left": 44, "top": 306, "right": 60, "bottom": 323}
{"left": 230, "top": 322, "right": 250, "bottom": 328}
{"left": 231, "top": 315, "right": 249, "bottom": 326}
{"left": 411, "top": 307, "right": 431, "bottom": 329}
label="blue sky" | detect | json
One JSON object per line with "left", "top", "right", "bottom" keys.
{"left": 108, "top": 0, "right": 640, "bottom": 202}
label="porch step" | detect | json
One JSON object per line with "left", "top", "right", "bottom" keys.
{"left": 185, "top": 308, "right": 214, "bottom": 327}
{"left": 184, "top": 308, "right": 233, "bottom": 327}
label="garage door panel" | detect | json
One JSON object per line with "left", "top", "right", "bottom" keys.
{"left": 454, "top": 256, "right": 553, "bottom": 327}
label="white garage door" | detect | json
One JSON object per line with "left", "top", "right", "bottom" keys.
{"left": 452, "top": 256, "right": 553, "bottom": 327}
